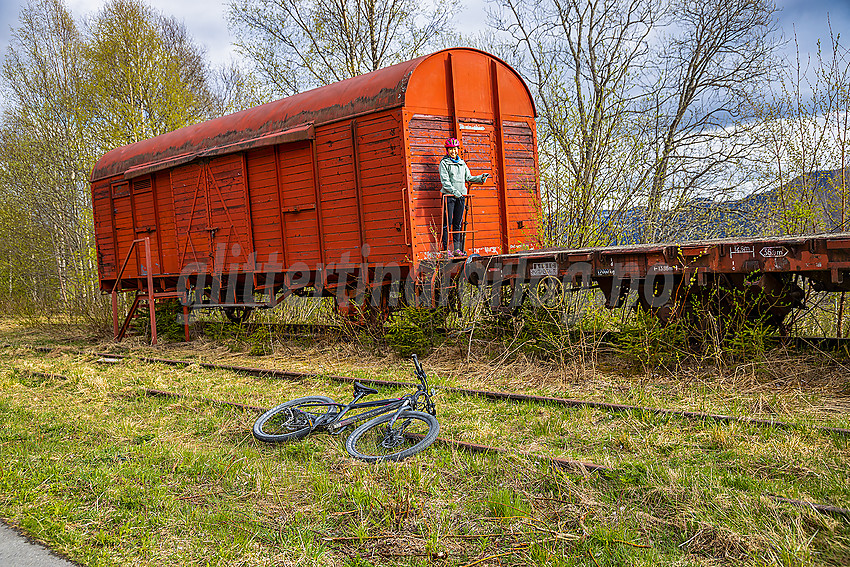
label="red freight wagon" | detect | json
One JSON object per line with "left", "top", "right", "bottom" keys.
{"left": 90, "top": 48, "right": 540, "bottom": 340}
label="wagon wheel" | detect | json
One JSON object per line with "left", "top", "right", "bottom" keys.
{"left": 489, "top": 280, "right": 525, "bottom": 317}
{"left": 224, "top": 306, "right": 253, "bottom": 324}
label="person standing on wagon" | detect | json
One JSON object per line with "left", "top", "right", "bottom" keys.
{"left": 439, "top": 137, "right": 489, "bottom": 256}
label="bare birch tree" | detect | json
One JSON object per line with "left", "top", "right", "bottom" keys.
{"left": 208, "top": 60, "right": 267, "bottom": 117}
{"left": 490, "top": 0, "right": 661, "bottom": 248}
{"left": 0, "top": 0, "right": 94, "bottom": 314}
{"left": 0, "top": 0, "right": 246, "bottom": 319}
{"left": 228, "top": 0, "right": 458, "bottom": 97}
{"left": 491, "top": 0, "right": 779, "bottom": 246}
{"left": 643, "top": 0, "right": 778, "bottom": 242}
{"left": 746, "top": 27, "right": 850, "bottom": 337}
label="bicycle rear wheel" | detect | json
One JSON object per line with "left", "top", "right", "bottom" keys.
{"left": 253, "top": 396, "right": 337, "bottom": 443}
{"left": 344, "top": 410, "right": 439, "bottom": 462}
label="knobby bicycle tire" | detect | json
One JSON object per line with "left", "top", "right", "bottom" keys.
{"left": 345, "top": 410, "right": 439, "bottom": 462}
{"left": 253, "top": 396, "right": 337, "bottom": 443}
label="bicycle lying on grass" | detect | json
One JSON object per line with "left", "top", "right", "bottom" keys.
{"left": 252, "top": 354, "right": 439, "bottom": 462}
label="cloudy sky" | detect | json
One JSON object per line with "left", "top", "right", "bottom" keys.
{"left": 0, "top": 0, "right": 848, "bottom": 76}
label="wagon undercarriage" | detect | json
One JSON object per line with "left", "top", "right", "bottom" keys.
{"left": 107, "top": 232, "right": 850, "bottom": 343}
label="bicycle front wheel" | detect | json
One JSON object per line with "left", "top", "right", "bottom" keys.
{"left": 253, "top": 396, "right": 337, "bottom": 443}
{"left": 345, "top": 410, "right": 439, "bottom": 462}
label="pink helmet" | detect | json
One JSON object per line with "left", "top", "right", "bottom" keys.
{"left": 445, "top": 137, "right": 460, "bottom": 148}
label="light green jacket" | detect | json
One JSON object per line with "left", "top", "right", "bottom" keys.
{"left": 439, "top": 155, "right": 486, "bottom": 197}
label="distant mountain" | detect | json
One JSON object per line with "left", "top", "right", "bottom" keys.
{"left": 602, "top": 167, "right": 850, "bottom": 245}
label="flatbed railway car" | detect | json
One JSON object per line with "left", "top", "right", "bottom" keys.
{"left": 90, "top": 48, "right": 541, "bottom": 339}
{"left": 460, "top": 233, "right": 850, "bottom": 334}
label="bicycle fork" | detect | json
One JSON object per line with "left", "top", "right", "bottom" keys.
{"left": 386, "top": 400, "right": 412, "bottom": 430}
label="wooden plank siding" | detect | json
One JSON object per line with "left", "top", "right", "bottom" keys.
{"left": 461, "top": 121, "right": 503, "bottom": 254}
{"left": 354, "top": 111, "right": 407, "bottom": 264}
{"left": 111, "top": 179, "right": 137, "bottom": 279}
{"left": 154, "top": 171, "right": 179, "bottom": 274}
{"left": 277, "top": 141, "right": 321, "bottom": 265}
{"left": 130, "top": 176, "right": 162, "bottom": 276}
{"left": 408, "top": 114, "right": 453, "bottom": 258}
{"left": 171, "top": 162, "right": 210, "bottom": 269}
{"left": 316, "top": 122, "right": 360, "bottom": 263}
{"left": 245, "top": 147, "right": 281, "bottom": 267}
{"left": 407, "top": 114, "right": 509, "bottom": 258}
{"left": 89, "top": 50, "right": 540, "bottom": 295}
{"left": 94, "top": 112, "right": 536, "bottom": 288}
{"left": 406, "top": 114, "right": 539, "bottom": 260}
{"left": 92, "top": 180, "right": 116, "bottom": 279}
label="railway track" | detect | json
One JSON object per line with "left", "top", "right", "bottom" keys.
{"left": 14, "top": 366, "right": 850, "bottom": 519}
{"left": 145, "top": 387, "right": 850, "bottom": 519}
{"left": 77, "top": 349, "right": 850, "bottom": 438}
{"left": 194, "top": 321, "right": 850, "bottom": 354}
{"left": 19, "top": 343, "right": 850, "bottom": 437}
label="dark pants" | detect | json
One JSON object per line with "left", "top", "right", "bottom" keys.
{"left": 442, "top": 195, "right": 466, "bottom": 252}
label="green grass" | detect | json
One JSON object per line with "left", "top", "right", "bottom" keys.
{"left": 0, "top": 325, "right": 848, "bottom": 566}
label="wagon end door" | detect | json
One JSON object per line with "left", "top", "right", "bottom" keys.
{"left": 459, "top": 120, "right": 504, "bottom": 255}
{"left": 110, "top": 179, "right": 138, "bottom": 279}
{"left": 130, "top": 176, "right": 162, "bottom": 276}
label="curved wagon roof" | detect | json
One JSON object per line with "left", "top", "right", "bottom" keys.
{"left": 90, "top": 48, "right": 536, "bottom": 182}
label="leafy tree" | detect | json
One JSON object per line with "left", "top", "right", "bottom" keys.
{"left": 228, "top": 0, "right": 458, "bottom": 97}
{"left": 84, "top": 0, "right": 217, "bottom": 148}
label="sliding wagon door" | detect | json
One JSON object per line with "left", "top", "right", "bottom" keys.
{"left": 171, "top": 158, "right": 252, "bottom": 273}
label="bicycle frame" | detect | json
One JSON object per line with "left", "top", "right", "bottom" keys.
{"left": 299, "top": 354, "right": 434, "bottom": 435}
{"left": 328, "top": 395, "right": 409, "bottom": 433}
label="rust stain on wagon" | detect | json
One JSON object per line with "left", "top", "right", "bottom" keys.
{"left": 91, "top": 55, "right": 431, "bottom": 183}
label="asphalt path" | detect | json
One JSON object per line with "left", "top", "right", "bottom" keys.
{"left": 0, "top": 521, "right": 80, "bottom": 566}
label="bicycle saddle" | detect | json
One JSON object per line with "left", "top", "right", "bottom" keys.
{"left": 353, "top": 381, "right": 378, "bottom": 395}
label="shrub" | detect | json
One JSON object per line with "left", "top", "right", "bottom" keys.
{"left": 384, "top": 305, "right": 448, "bottom": 357}
{"left": 130, "top": 299, "right": 188, "bottom": 342}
